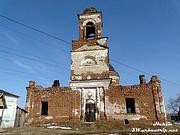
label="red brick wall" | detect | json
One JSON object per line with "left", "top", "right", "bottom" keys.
{"left": 25, "top": 79, "right": 166, "bottom": 125}
{"left": 105, "top": 82, "right": 166, "bottom": 124}
{"left": 25, "top": 84, "right": 80, "bottom": 124}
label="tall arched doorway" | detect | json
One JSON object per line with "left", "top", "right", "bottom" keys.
{"left": 85, "top": 99, "right": 96, "bottom": 122}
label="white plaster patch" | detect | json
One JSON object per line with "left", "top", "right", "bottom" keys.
{"left": 45, "top": 116, "right": 53, "bottom": 120}
{"left": 73, "top": 109, "right": 80, "bottom": 116}
{"left": 98, "top": 30, "right": 102, "bottom": 34}
{"left": 97, "top": 38, "right": 107, "bottom": 46}
{"left": 76, "top": 44, "right": 105, "bottom": 51}
{"left": 135, "top": 103, "right": 140, "bottom": 113}
{"left": 113, "top": 103, "right": 121, "bottom": 114}
{"left": 108, "top": 114, "right": 148, "bottom": 120}
{"left": 87, "top": 76, "right": 91, "bottom": 79}
{"left": 81, "top": 58, "right": 96, "bottom": 66}
{"left": 70, "top": 79, "right": 111, "bottom": 90}
{"left": 80, "top": 14, "right": 101, "bottom": 23}
{"left": 105, "top": 97, "right": 126, "bottom": 114}
{"left": 75, "top": 76, "right": 82, "bottom": 80}
{"left": 82, "top": 18, "right": 96, "bottom": 26}
{"left": 110, "top": 75, "right": 119, "bottom": 81}
{"left": 71, "top": 49, "right": 108, "bottom": 74}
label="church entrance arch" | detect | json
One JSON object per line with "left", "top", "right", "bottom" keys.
{"left": 85, "top": 99, "right": 96, "bottom": 122}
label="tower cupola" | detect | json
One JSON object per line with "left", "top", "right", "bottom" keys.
{"left": 78, "top": 7, "right": 103, "bottom": 39}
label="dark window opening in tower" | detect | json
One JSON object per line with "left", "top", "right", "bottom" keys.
{"left": 126, "top": 98, "right": 136, "bottom": 113}
{"left": 86, "top": 22, "right": 95, "bottom": 39}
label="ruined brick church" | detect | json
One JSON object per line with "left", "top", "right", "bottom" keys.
{"left": 25, "top": 8, "right": 166, "bottom": 124}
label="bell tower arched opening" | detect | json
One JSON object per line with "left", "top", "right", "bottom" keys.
{"left": 85, "top": 22, "right": 96, "bottom": 39}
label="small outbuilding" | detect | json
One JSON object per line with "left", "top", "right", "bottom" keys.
{"left": 0, "top": 89, "right": 19, "bottom": 128}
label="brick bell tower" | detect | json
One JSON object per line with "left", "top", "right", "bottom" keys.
{"left": 70, "top": 7, "right": 119, "bottom": 122}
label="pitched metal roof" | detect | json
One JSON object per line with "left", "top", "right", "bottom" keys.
{"left": 0, "top": 89, "right": 19, "bottom": 98}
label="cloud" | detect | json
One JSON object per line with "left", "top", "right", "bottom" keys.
{"left": 13, "top": 58, "right": 32, "bottom": 69}
{"left": 10, "top": 58, "right": 37, "bottom": 75}
{"left": 5, "top": 32, "right": 20, "bottom": 45}
{"left": 10, "top": 57, "right": 54, "bottom": 85}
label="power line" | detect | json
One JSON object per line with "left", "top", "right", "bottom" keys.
{"left": 0, "top": 56, "right": 68, "bottom": 75}
{"left": 0, "top": 44, "right": 70, "bottom": 76}
{"left": 110, "top": 59, "right": 151, "bottom": 76}
{"left": 0, "top": 66, "right": 70, "bottom": 87}
{"left": 0, "top": 65, "right": 69, "bottom": 84}
{"left": 111, "top": 59, "right": 180, "bottom": 86}
{"left": 0, "top": 49, "right": 66, "bottom": 69}
{"left": 0, "top": 43, "right": 69, "bottom": 65}
{"left": 0, "top": 14, "right": 71, "bottom": 45}
{"left": 0, "top": 68, "right": 53, "bottom": 83}
{"left": 0, "top": 13, "right": 179, "bottom": 87}
{"left": 0, "top": 24, "right": 70, "bottom": 53}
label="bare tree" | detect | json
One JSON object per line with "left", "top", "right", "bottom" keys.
{"left": 167, "top": 93, "right": 180, "bottom": 113}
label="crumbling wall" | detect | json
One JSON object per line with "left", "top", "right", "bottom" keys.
{"left": 25, "top": 81, "right": 80, "bottom": 124}
{"left": 72, "top": 38, "right": 108, "bottom": 51}
{"left": 105, "top": 76, "right": 166, "bottom": 124}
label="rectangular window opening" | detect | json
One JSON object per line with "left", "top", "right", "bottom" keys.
{"left": 126, "top": 98, "right": 136, "bottom": 113}
{"left": 41, "top": 101, "right": 48, "bottom": 116}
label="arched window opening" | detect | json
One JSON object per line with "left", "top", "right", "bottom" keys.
{"left": 81, "top": 58, "right": 96, "bottom": 66}
{"left": 86, "top": 22, "right": 95, "bottom": 39}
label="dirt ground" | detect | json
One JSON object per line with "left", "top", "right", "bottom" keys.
{"left": 1, "top": 121, "right": 180, "bottom": 135}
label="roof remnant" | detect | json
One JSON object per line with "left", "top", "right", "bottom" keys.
{"left": 0, "top": 89, "right": 19, "bottom": 98}
{"left": 83, "top": 7, "right": 98, "bottom": 14}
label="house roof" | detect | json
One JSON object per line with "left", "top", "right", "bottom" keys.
{"left": 0, "top": 89, "right": 19, "bottom": 98}
{"left": 17, "top": 106, "right": 27, "bottom": 113}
